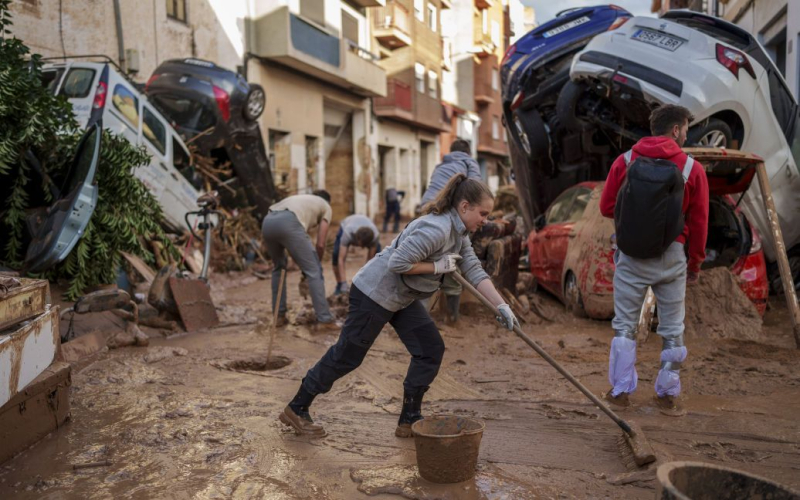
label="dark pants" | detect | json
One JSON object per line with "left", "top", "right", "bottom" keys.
{"left": 303, "top": 285, "right": 444, "bottom": 396}
{"left": 383, "top": 200, "right": 401, "bottom": 232}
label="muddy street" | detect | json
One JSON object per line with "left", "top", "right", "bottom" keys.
{"left": 1, "top": 247, "right": 799, "bottom": 500}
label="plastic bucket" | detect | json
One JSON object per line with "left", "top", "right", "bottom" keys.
{"left": 411, "top": 415, "right": 485, "bottom": 484}
{"left": 657, "top": 461, "right": 800, "bottom": 500}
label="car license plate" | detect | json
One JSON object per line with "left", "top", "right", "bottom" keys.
{"left": 631, "top": 29, "right": 684, "bottom": 51}
{"left": 543, "top": 16, "right": 590, "bottom": 38}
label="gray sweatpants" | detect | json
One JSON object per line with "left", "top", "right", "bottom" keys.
{"left": 262, "top": 210, "right": 333, "bottom": 323}
{"left": 610, "top": 241, "right": 688, "bottom": 397}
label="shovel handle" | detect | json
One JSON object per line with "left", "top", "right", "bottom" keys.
{"left": 451, "top": 272, "right": 633, "bottom": 435}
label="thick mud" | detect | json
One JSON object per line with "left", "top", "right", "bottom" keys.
{"left": 1, "top": 239, "right": 799, "bottom": 499}
{"left": 685, "top": 267, "right": 762, "bottom": 340}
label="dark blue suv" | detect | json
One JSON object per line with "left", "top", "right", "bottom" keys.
{"left": 501, "top": 5, "right": 631, "bottom": 222}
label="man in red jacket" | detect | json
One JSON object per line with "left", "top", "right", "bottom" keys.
{"left": 600, "top": 105, "right": 709, "bottom": 414}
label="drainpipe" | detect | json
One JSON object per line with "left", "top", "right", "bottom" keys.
{"left": 113, "top": 0, "right": 126, "bottom": 72}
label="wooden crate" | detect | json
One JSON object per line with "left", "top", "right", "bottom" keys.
{"left": 0, "top": 278, "right": 48, "bottom": 332}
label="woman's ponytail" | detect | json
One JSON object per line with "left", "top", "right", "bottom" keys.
{"left": 423, "top": 174, "right": 493, "bottom": 215}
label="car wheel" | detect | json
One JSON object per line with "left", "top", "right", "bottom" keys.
{"left": 243, "top": 84, "right": 266, "bottom": 121}
{"left": 556, "top": 80, "right": 588, "bottom": 132}
{"left": 564, "top": 272, "right": 587, "bottom": 318}
{"left": 687, "top": 118, "right": 732, "bottom": 148}
{"left": 511, "top": 108, "right": 549, "bottom": 162}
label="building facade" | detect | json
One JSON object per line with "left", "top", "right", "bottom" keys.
{"left": 368, "top": 0, "right": 449, "bottom": 218}
{"left": 9, "top": 0, "right": 387, "bottom": 220}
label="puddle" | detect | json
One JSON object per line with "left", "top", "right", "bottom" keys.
{"left": 350, "top": 464, "right": 545, "bottom": 500}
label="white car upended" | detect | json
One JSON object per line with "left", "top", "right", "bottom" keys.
{"left": 569, "top": 10, "right": 800, "bottom": 265}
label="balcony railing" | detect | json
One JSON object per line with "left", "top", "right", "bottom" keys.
{"left": 373, "top": 2, "right": 412, "bottom": 48}
{"left": 374, "top": 78, "right": 413, "bottom": 113}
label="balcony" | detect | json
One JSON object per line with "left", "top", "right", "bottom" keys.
{"left": 474, "top": 56, "right": 498, "bottom": 105}
{"left": 250, "top": 7, "right": 387, "bottom": 97}
{"left": 374, "top": 78, "right": 448, "bottom": 131}
{"left": 351, "top": 0, "right": 385, "bottom": 7}
{"left": 374, "top": 78, "right": 414, "bottom": 122}
{"left": 473, "top": 33, "right": 496, "bottom": 58}
{"left": 373, "top": 2, "right": 412, "bottom": 49}
{"left": 475, "top": 0, "right": 493, "bottom": 10}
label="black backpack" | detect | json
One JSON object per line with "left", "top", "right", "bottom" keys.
{"left": 614, "top": 150, "right": 694, "bottom": 259}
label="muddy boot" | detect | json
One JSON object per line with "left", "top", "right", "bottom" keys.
{"left": 604, "top": 390, "right": 631, "bottom": 407}
{"left": 279, "top": 384, "right": 326, "bottom": 436}
{"left": 395, "top": 390, "right": 425, "bottom": 438}
{"left": 654, "top": 395, "right": 685, "bottom": 417}
{"left": 445, "top": 295, "right": 460, "bottom": 326}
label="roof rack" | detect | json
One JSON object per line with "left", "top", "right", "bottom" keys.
{"left": 40, "top": 54, "right": 140, "bottom": 88}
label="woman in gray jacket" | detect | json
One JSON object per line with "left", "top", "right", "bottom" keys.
{"left": 279, "top": 175, "right": 518, "bottom": 438}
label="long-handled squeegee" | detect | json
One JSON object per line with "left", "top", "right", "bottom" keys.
{"left": 452, "top": 272, "right": 656, "bottom": 467}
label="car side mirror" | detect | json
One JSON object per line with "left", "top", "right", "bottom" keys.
{"left": 534, "top": 214, "right": 546, "bottom": 231}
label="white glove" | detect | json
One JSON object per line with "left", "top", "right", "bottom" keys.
{"left": 433, "top": 253, "right": 462, "bottom": 274}
{"left": 496, "top": 304, "right": 518, "bottom": 331}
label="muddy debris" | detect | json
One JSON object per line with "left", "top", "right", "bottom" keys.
{"left": 143, "top": 346, "right": 188, "bottom": 364}
{"left": 107, "top": 322, "right": 150, "bottom": 349}
{"left": 685, "top": 267, "right": 762, "bottom": 340}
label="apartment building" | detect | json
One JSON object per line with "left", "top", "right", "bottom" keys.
{"left": 440, "top": 0, "right": 510, "bottom": 192}
{"left": 368, "top": 0, "right": 450, "bottom": 218}
{"left": 10, "top": 0, "right": 387, "bottom": 220}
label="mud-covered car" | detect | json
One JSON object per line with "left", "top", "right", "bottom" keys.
{"left": 527, "top": 151, "right": 769, "bottom": 318}
{"left": 145, "top": 58, "right": 275, "bottom": 218}
{"left": 501, "top": 4, "right": 631, "bottom": 224}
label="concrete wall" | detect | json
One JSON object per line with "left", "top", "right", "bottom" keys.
{"left": 9, "top": 0, "right": 245, "bottom": 82}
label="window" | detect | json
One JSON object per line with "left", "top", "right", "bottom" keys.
{"left": 142, "top": 107, "right": 166, "bottom": 155}
{"left": 492, "top": 116, "right": 499, "bottom": 140}
{"left": 414, "top": 0, "right": 424, "bottom": 22}
{"left": 166, "top": 0, "right": 186, "bottom": 23}
{"left": 428, "top": 70, "right": 438, "bottom": 98}
{"left": 173, "top": 137, "right": 203, "bottom": 190}
{"left": 545, "top": 188, "right": 578, "bottom": 225}
{"left": 415, "top": 63, "right": 425, "bottom": 93}
{"left": 503, "top": 127, "right": 508, "bottom": 143}
{"left": 566, "top": 188, "right": 592, "bottom": 223}
{"left": 40, "top": 69, "right": 64, "bottom": 95}
{"left": 300, "top": 0, "right": 325, "bottom": 26}
{"left": 60, "top": 68, "right": 95, "bottom": 98}
{"left": 491, "top": 20, "right": 500, "bottom": 46}
{"left": 491, "top": 68, "right": 498, "bottom": 91}
{"left": 342, "top": 10, "right": 359, "bottom": 45}
{"left": 112, "top": 84, "right": 139, "bottom": 130}
{"left": 427, "top": 4, "right": 437, "bottom": 31}
{"left": 482, "top": 9, "right": 488, "bottom": 34}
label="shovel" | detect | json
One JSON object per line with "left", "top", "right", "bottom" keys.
{"left": 451, "top": 272, "right": 656, "bottom": 467}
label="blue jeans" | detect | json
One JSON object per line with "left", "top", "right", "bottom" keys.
{"left": 383, "top": 200, "right": 401, "bottom": 232}
{"left": 303, "top": 284, "right": 444, "bottom": 396}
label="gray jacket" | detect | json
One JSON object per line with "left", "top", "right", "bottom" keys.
{"left": 353, "top": 208, "right": 489, "bottom": 312}
{"left": 419, "top": 152, "right": 482, "bottom": 206}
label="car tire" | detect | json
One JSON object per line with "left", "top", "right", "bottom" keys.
{"left": 511, "top": 108, "right": 549, "bottom": 162}
{"left": 243, "top": 84, "right": 266, "bottom": 121}
{"left": 687, "top": 118, "right": 733, "bottom": 149}
{"left": 556, "top": 80, "right": 588, "bottom": 132}
{"left": 564, "top": 272, "right": 587, "bottom": 318}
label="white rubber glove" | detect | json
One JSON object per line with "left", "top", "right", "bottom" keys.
{"left": 496, "top": 304, "right": 518, "bottom": 331}
{"left": 433, "top": 253, "right": 462, "bottom": 274}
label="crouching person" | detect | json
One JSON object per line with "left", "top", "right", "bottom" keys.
{"left": 600, "top": 104, "right": 709, "bottom": 413}
{"left": 333, "top": 214, "right": 381, "bottom": 295}
{"left": 279, "top": 175, "right": 518, "bottom": 437}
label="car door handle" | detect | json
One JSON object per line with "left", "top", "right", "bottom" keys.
{"left": 159, "top": 162, "right": 169, "bottom": 171}
{"left": 171, "top": 173, "right": 179, "bottom": 181}
{"left": 568, "top": 232, "right": 577, "bottom": 238}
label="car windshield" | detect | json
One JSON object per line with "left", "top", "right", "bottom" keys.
{"left": 59, "top": 68, "right": 96, "bottom": 98}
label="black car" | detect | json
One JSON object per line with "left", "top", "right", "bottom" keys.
{"left": 145, "top": 58, "right": 275, "bottom": 217}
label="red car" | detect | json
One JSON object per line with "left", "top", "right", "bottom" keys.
{"left": 527, "top": 152, "right": 769, "bottom": 319}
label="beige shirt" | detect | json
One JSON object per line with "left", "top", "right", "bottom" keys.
{"left": 269, "top": 194, "right": 332, "bottom": 232}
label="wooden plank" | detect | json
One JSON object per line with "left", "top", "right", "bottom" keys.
{"left": 120, "top": 251, "right": 157, "bottom": 284}
{"left": 168, "top": 277, "right": 219, "bottom": 332}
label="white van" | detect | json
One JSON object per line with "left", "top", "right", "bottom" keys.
{"left": 41, "top": 59, "right": 203, "bottom": 232}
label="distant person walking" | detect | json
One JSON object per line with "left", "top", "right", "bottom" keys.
{"left": 261, "top": 191, "right": 339, "bottom": 332}
{"left": 419, "top": 139, "right": 484, "bottom": 324}
{"left": 383, "top": 187, "right": 405, "bottom": 233}
{"left": 600, "top": 104, "right": 709, "bottom": 414}
{"left": 333, "top": 214, "right": 381, "bottom": 295}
